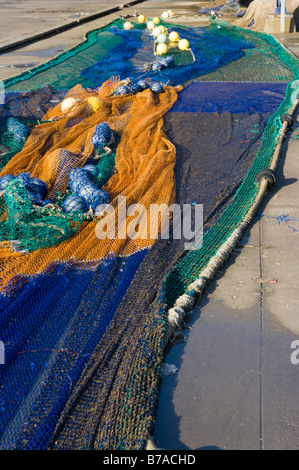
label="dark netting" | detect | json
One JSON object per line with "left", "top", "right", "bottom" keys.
{"left": 0, "top": 17, "right": 298, "bottom": 450}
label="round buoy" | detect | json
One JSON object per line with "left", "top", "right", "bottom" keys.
{"left": 29, "top": 178, "right": 48, "bottom": 198}
{"left": 27, "top": 191, "right": 42, "bottom": 205}
{"left": 167, "top": 10, "right": 174, "bottom": 17}
{"left": 159, "top": 25, "right": 167, "bottom": 34}
{"left": 138, "top": 14, "right": 146, "bottom": 23}
{"left": 115, "top": 85, "right": 130, "bottom": 95}
{"left": 94, "top": 204, "right": 109, "bottom": 216}
{"left": 91, "top": 122, "right": 113, "bottom": 149}
{"left": 63, "top": 195, "right": 87, "bottom": 213}
{"left": 178, "top": 39, "right": 190, "bottom": 50}
{"left": 78, "top": 184, "right": 98, "bottom": 204}
{"left": 90, "top": 189, "right": 110, "bottom": 210}
{"left": 82, "top": 164, "right": 97, "bottom": 178}
{"left": 156, "top": 33, "right": 168, "bottom": 44}
{"left": 69, "top": 168, "right": 84, "bottom": 181}
{"left": 0, "top": 174, "right": 15, "bottom": 191}
{"left": 130, "top": 83, "right": 142, "bottom": 94}
{"left": 156, "top": 43, "right": 168, "bottom": 55}
{"left": 68, "top": 170, "right": 89, "bottom": 193}
{"left": 124, "top": 21, "right": 134, "bottom": 30}
{"left": 169, "top": 31, "right": 179, "bottom": 42}
{"left": 153, "top": 17, "right": 161, "bottom": 24}
{"left": 152, "top": 26, "right": 162, "bottom": 38}
{"left": 161, "top": 11, "right": 169, "bottom": 19}
{"left": 87, "top": 96, "right": 103, "bottom": 114}
{"left": 160, "top": 56, "right": 174, "bottom": 68}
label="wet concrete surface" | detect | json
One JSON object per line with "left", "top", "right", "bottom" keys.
{"left": 154, "top": 108, "right": 299, "bottom": 450}
{"left": 0, "top": 0, "right": 128, "bottom": 49}
{"left": 0, "top": 0, "right": 298, "bottom": 451}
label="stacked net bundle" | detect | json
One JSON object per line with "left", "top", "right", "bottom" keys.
{"left": 0, "top": 17, "right": 298, "bottom": 450}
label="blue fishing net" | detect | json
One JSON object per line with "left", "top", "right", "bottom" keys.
{"left": 0, "top": 16, "right": 298, "bottom": 451}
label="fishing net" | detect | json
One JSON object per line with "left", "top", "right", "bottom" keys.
{"left": 0, "top": 16, "right": 298, "bottom": 450}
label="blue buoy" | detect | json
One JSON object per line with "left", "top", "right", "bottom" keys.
{"left": 152, "top": 62, "right": 163, "bottom": 72}
{"left": 7, "top": 118, "right": 28, "bottom": 143}
{"left": 67, "top": 166, "right": 110, "bottom": 214}
{"left": 130, "top": 83, "right": 143, "bottom": 94}
{"left": 77, "top": 184, "right": 101, "bottom": 204}
{"left": 94, "top": 202, "right": 110, "bottom": 216}
{"left": 137, "top": 80, "right": 149, "bottom": 90}
{"left": 68, "top": 168, "right": 90, "bottom": 193}
{"left": 15, "top": 172, "right": 32, "bottom": 185}
{"left": 114, "top": 85, "right": 131, "bottom": 95}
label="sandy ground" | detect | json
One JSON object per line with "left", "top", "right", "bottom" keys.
{"left": 0, "top": 0, "right": 125, "bottom": 49}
